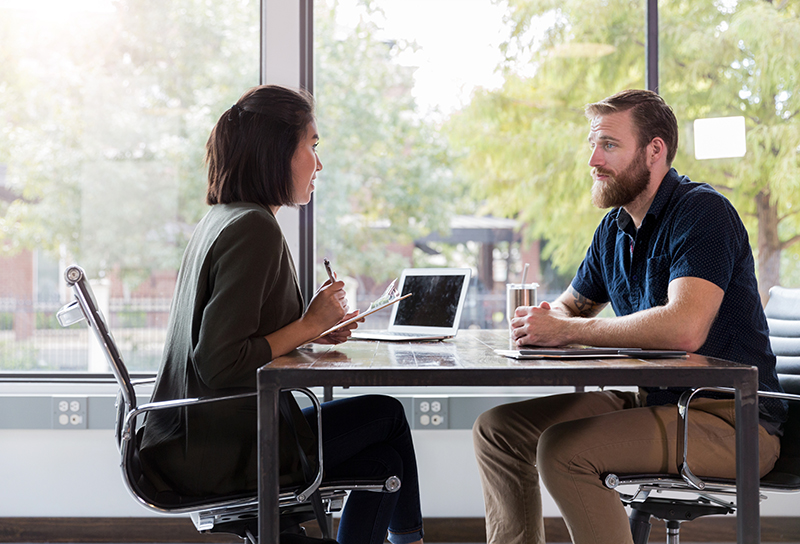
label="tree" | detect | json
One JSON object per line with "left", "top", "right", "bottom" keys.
{"left": 447, "top": 0, "right": 800, "bottom": 298}
{"left": 313, "top": 0, "right": 461, "bottom": 290}
{"left": 0, "top": 0, "right": 259, "bottom": 285}
{"left": 664, "top": 0, "right": 800, "bottom": 300}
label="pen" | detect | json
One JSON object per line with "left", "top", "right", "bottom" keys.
{"left": 323, "top": 258, "right": 335, "bottom": 282}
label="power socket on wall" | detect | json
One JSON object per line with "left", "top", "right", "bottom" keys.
{"left": 412, "top": 397, "right": 448, "bottom": 429}
{"left": 52, "top": 397, "right": 87, "bottom": 429}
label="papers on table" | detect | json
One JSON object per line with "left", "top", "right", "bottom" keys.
{"left": 308, "top": 293, "right": 412, "bottom": 342}
{"left": 495, "top": 347, "right": 687, "bottom": 360}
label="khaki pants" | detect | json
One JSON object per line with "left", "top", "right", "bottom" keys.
{"left": 472, "top": 391, "right": 780, "bottom": 544}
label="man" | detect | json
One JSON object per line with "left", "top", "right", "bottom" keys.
{"left": 472, "top": 90, "right": 786, "bottom": 544}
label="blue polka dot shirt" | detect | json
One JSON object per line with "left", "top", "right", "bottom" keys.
{"left": 572, "top": 168, "right": 787, "bottom": 431}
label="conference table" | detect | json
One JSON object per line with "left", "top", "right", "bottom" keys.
{"left": 257, "top": 329, "right": 761, "bottom": 544}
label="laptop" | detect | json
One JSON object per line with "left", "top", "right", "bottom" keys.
{"left": 350, "top": 267, "right": 471, "bottom": 341}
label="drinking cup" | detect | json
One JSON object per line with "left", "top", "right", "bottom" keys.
{"left": 506, "top": 283, "right": 538, "bottom": 327}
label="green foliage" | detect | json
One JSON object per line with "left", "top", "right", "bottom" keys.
{"left": 448, "top": 0, "right": 800, "bottom": 287}
{"left": 116, "top": 311, "right": 148, "bottom": 328}
{"left": 0, "top": 0, "right": 259, "bottom": 287}
{"left": 314, "top": 0, "right": 463, "bottom": 287}
{"left": 0, "top": 341, "right": 41, "bottom": 370}
{"left": 448, "top": 0, "right": 648, "bottom": 273}
{"left": 35, "top": 312, "right": 60, "bottom": 330}
{"left": 0, "top": 313, "right": 13, "bottom": 331}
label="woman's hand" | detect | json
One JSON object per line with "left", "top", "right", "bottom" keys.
{"left": 302, "top": 279, "right": 349, "bottom": 335}
{"left": 314, "top": 310, "right": 364, "bottom": 344}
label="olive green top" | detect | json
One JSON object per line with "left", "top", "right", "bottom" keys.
{"left": 140, "top": 202, "right": 305, "bottom": 496}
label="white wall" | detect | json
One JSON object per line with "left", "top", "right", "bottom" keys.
{"left": 1, "top": 425, "right": 798, "bottom": 518}
{"left": 0, "top": 427, "right": 522, "bottom": 518}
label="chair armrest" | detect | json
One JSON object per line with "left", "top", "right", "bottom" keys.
{"left": 677, "top": 386, "right": 800, "bottom": 490}
{"left": 120, "top": 387, "right": 325, "bottom": 503}
{"left": 122, "top": 391, "right": 257, "bottom": 441}
{"left": 286, "top": 387, "right": 324, "bottom": 503}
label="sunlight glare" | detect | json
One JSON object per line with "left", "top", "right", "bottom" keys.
{"left": 0, "top": 0, "right": 115, "bottom": 13}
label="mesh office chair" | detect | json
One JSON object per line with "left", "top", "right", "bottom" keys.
{"left": 603, "top": 286, "right": 800, "bottom": 544}
{"left": 56, "top": 265, "right": 400, "bottom": 544}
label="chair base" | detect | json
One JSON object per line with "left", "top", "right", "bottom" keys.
{"left": 623, "top": 495, "right": 735, "bottom": 544}
{"left": 191, "top": 492, "right": 348, "bottom": 543}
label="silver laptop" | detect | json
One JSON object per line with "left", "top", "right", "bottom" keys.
{"left": 351, "top": 267, "right": 471, "bottom": 341}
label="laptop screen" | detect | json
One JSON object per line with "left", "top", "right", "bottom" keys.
{"left": 394, "top": 274, "right": 465, "bottom": 327}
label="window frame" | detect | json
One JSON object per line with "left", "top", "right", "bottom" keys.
{"left": 0, "top": 0, "right": 660, "bottom": 379}
{"left": 295, "top": 0, "right": 659, "bottom": 301}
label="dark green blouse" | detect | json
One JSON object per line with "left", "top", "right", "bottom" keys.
{"left": 140, "top": 202, "right": 304, "bottom": 496}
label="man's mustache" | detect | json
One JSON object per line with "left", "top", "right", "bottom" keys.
{"left": 593, "top": 167, "right": 615, "bottom": 177}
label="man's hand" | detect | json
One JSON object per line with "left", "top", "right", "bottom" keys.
{"left": 510, "top": 278, "right": 724, "bottom": 351}
{"left": 510, "top": 301, "right": 572, "bottom": 347}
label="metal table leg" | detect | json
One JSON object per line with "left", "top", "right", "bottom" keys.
{"left": 735, "top": 369, "right": 760, "bottom": 544}
{"left": 258, "top": 380, "right": 281, "bottom": 544}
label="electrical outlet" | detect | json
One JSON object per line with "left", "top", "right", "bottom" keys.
{"left": 52, "top": 397, "right": 87, "bottom": 429}
{"left": 412, "top": 397, "right": 448, "bottom": 429}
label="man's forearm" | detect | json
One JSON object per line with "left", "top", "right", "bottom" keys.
{"left": 561, "top": 305, "right": 702, "bottom": 350}
{"left": 526, "top": 278, "right": 722, "bottom": 351}
{"left": 565, "top": 279, "right": 721, "bottom": 351}
{"left": 554, "top": 285, "right": 607, "bottom": 318}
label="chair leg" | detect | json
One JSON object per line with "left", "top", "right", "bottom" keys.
{"left": 629, "top": 509, "right": 652, "bottom": 544}
{"left": 665, "top": 520, "right": 682, "bottom": 544}
{"left": 310, "top": 491, "right": 332, "bottom": 540}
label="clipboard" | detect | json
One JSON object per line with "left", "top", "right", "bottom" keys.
{"left": 308, "top": 293, "right": 413, "bottom": 342}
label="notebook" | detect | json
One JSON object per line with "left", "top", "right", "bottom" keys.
{"left": 350, "top": 267, "right": 471, "bottom": 341}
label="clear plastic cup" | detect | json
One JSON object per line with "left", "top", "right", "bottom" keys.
{"left": 506, "top": 283, "right": 539, "bottom": 327}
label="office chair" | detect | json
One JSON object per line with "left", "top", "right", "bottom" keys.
{"left": 56, "top": 264, "right": 401, "bottom": 544}
{"left": 602, "top": 286, "right": 800, "bottom": 544}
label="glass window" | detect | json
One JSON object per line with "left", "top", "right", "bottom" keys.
{"left": 659, "top": 0, "right": 800, "bottom": 297}
{"left": 0, "top": 0, "right": 259, "bottom": 371}
{"left": 312, "top": 0, "right": 642, "bottom": 329}
{"left": 313, "top": 0, "right": 799, "bottom": 336}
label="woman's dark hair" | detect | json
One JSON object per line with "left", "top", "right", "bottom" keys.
{"left": 585, "top": 89, "right": 679, "bottom": 166}
{"left": 205, "top": 85, "right": 315, "bottom": 207}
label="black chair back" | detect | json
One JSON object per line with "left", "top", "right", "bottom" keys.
{"left": 764, "top": 286, "right": 800, "bottom": 486}
{"left": 57, "top": 264, "right": 400, "bottom": 542}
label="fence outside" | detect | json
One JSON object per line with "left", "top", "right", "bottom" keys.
{"left": 0, "top": 290, "right": 559, "bottom": 373}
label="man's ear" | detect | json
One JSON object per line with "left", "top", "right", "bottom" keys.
{"left": 648, "top": 137, "right": 667, "bottom": 166}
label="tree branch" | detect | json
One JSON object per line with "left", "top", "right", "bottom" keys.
{"left": 780, "top": 234, "right": 800, "bottom": 251}
{"left": 710, "top": 183, "right": 734, "bottom": 193}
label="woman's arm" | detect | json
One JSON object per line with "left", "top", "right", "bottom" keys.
{"left": 264, "top": 279, "right": 350, "bottom": 358}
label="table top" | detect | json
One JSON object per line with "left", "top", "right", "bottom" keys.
{"left": 260, "top": 329, "right": 756, "bottom": 390}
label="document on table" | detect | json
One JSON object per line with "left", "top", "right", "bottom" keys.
{"left": 495, "top": 347, "right": 687, "bottom": 359}
{"left": 308, "top": 293, "right": 413, "bottom": 342}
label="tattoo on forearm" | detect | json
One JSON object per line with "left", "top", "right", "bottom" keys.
{"left": 570, "top": 287, "right": 603, "bottom": 318}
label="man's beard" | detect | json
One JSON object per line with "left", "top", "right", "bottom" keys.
{"left": 591, "top": 148, "right": 650, "bottom": 209}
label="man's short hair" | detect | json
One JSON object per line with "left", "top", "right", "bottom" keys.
{"left": 205, "top": 85, "right": 315, "bottom": 208}
{"left": 585, "top": 89, "right": 679, "bottom": 165}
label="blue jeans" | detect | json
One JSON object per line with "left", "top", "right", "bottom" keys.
{"left": 303, "top": 395, "right": 424, "bottom": 544}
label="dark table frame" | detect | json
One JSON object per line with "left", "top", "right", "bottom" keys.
{"left": 257, "top": 330, "right": 760, "bottom": 544}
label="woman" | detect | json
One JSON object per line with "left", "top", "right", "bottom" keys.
{"left": 140, "top": 85, "right": 424, "bottom": 544}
